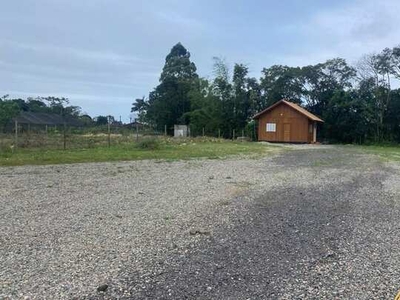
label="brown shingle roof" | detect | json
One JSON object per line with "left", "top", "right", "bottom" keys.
{"left": 253, "top": 99, "right": 323, "bottom": 122}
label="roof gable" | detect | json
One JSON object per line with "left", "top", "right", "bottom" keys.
{"left": 253, "top": 99, "right": 323, "bottom": 122}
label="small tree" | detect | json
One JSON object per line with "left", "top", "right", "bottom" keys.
{"left": 0, "top": 100, "right": 19, "bottom": 132}
{"left": 94, "top": 116, "right": 108, "bottom": 126}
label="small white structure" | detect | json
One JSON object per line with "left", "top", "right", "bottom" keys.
{"left": 174, "top": 125, "right": 189, "bottom": 137}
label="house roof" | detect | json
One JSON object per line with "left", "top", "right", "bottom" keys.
{"left": 13, "top": 112, "right": 83, "bottom": 126}
{"left": 253, "top": 99, "right": 324, "bottom": 122}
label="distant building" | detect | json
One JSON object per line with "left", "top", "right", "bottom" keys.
{"left": 124, "top": 121, "right": 144, "bottom": 129}
{"left": 13, "top": 112, "right": 82, "bottom": 127}
{"left": 253, "top": 99, "right": 323, "bottom": 143}
{"left": 174, "top": 125, "right": 189, "bottom": 137}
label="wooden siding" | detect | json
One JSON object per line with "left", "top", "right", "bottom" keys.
{"left": 258, "top": 102, "right": 313, "bottom": 143}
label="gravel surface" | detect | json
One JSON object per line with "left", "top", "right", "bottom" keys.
{"left": 1, "top": 145, "right": 400, "bottom": 299}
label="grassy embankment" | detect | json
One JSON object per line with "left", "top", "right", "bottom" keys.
{"left": 359, "top": 145, "right": 400, "bottom": 162}
{"left": 0, "top": 138, "right": 278, "bottom": 166}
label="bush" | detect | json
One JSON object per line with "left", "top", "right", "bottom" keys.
{"left": 136, "top": 138, "right": 160, "bottom": 150}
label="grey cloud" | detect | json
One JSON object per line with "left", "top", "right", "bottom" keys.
{"left": 2, "top": 0, "right": 400, "bottom": 120}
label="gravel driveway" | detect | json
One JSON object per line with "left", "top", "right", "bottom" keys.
{"left": 1, "top": 145, "right": 400, "bottom": 299}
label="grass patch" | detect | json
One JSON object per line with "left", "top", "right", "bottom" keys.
{"left": 358, "top": 145, "right": 400, "bottom": 162}
{"left": 0, "top": 138, "right": 278, "bottom": 166}
{"left": 135, "top": 138, "right": 161, "bottom": 150}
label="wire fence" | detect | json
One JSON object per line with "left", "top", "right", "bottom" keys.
{"left": 0, "top": 123, "right": 257, "bottom": 152}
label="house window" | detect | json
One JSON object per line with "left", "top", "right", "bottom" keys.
{"left": 266, "top": 123, "right": 276, "bottom": 132}
{"left": 309, "top": 124, "right": 313, "bottom": 134}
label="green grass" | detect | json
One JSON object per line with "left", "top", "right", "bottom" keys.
{"left": 0, "top": 138, "right": 277, "bottom": 166}
{"left": 358, "top": 145, "right": 400, "bottom": 162}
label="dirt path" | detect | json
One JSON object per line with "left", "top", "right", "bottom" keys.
{"left": 1, "top": 145, "right": 400, "bottom": 299}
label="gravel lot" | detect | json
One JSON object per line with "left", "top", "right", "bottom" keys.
{"left": 1, "top": 145, "right": 400, "bottom": 299}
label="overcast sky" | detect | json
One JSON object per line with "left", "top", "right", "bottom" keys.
{"left": 1, "top": 0, "right": 399, "bottom": 121}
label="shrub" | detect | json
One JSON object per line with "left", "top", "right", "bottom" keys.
{"left": 136, "top": 138, "right": 160, "bottom": 150}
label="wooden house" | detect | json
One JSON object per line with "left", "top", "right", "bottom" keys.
{"left": 253, "top": 99, "right": 323, "bottom": 143}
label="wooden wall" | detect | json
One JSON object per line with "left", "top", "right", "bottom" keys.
{"left": 257, "top": 103, "right": 313, "bottom": 143}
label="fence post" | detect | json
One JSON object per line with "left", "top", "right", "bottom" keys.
{"left": 136, "top": 122, "right": 139, "bottom": 142}
{"left": 14, "top": 120, "right": 18, "bottom": 150}
{"left": 232, "top": 129, "right": 235, "bottom": 141}
{"left": 202, "top": 127, "right": 205, "bottom": 137}
{"left": 242, "top": 129, "right": 244, "bottom": 138}
{"left": 63, "top": 122, "right": 66, "bottom": 150}
{"left": 107, "top": 118, "right": 111, "bottom": 147}
{"left": 164, "top": 125, "right": 167, "bottom": 137}
{"left": 27, "top": 123, "right": 31, "bottom": 147}
{"left": 218, "top": 128, "right": 221, "bottom": 139}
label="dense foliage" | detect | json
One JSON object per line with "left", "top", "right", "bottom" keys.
{"left": 133, "top": 43, "right": 400, "bottom": 143}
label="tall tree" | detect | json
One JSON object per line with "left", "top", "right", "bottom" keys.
{"left": 324, "top": 89, "right": 372, "bottom": 143}
{"left": 146, "top": 43, "right": 199, "bottom": 131}
{"left": 385, "top": 89, "right": 400, "bottom": 142}
{"left": 183, "top": 78, "right": 222, "bottom": 135}
{"left": 392, "top": 45, "right": 400, "bottom": 79}
{"left": 211, "top": 57, "right": 234, "bottom": 137}
{"left": 41, "top": 96, "right": 70, "bottom": 115}
{"left": 246, "top": 77, "right": 263, "bottom": 117}
{"left": 356, "top": 52, "right": 393, "bottom": 141}
{"left": 233, "top": 63, "right": 250, "bottom": 130}
{"left": 131, "top": 97, "right": 148, "bottom": 123}
{"left": 260, "top": 65, "right": 304, "bottom": 106}
{"left": 94, "top": 115, "right": 109, "bottom": 125}
{"left": 26, "top": 98, "right": 48, "bottom": 112}
{"left": 302, "top": 58, "right": 356, "bottom": 116}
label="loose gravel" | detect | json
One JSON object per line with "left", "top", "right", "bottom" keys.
{"left": 1, "top": 145, "right": 400, "bottom": 299}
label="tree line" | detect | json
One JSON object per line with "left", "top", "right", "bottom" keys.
{"left": 132, "top": 43, "right": 400, "bottom": 143}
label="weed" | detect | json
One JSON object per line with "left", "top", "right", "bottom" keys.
{"left": 136, "top": 138, "right": 161, "bottom": 150}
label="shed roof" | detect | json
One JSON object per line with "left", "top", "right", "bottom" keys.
{"left": 13, "top": 112, "right": 83, "bottom": 126}
{"left": 253, "top": 99, "right": 324, "bottom": 122}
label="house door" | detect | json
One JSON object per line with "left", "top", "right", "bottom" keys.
{"left": 283, "top": 123, "right": 291, "bottom": 142}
